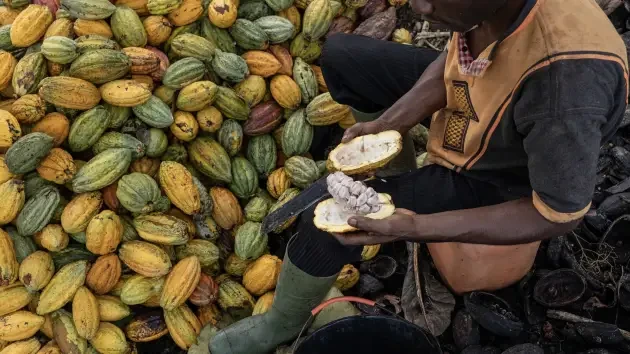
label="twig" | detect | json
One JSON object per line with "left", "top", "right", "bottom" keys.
{"left": 546, "top": 310, "right": 630, "bottom": 341}
{"left": 413, "top": 243, "right": 433, "bottom": 335}
{"left": 414, "top": 32, "right": 452, "bottom": 40}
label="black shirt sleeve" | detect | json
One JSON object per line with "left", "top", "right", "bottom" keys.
{"left": 512, "top": 58, "right": 627, "bottom": 223}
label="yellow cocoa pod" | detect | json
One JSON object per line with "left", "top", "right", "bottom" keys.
{"left": 86, "top": 210, "right": 122, "bottom": 255}
{"left": 133, "top": 213, "right": 190, "bottom": 245}
{"left": 242, "top": 51, "right": 281, "bottom": 78}
{"left": 61, "top": 191, "right": 103, "bottom": 233}
{"left": 122, "top": 47, "right": 160, "bottom": 75}
{"left": 0, "top": 178, "right": 24, "bottom": 225}
{"left": 337, "top": 110, "right": 356, "bottom": 129}
{"left": 118, "top": 240, "right": 172, "bottom": 277}
{"left": 270, "top": 75, "right": 301, "bottom": 109}
{"left": 159, "top": 161, "right": 201, "bottom": 215}
{"left": 170, "top": 111, "right": 199, "bottom": 142}
{"left": 0, "top": 310, "right": 44, "bottom": 341}
{"left": 207, "top": 0, "right": 237, "bottom": 28}
{"left": 89, "top": 322, "right": 129, "bottom": 354}
{"left": 278, "top": 6, "right": 301, "bottom": 38}
{"left": 32, "top": 113, "right": 70, "bottom": 147}
{"left": 34, "top": 224, "right": 69, "bottom": 252}
{"left": 266, "top": 167, "right": 290, "bottom": 199}
{"left": 0, "top": 337, "right": 41, "bottom": 354}
{"left": 168, "top": 0, "right": 203, "bottom": 26}
{"left": 120, "top": 275, "right": 164, "bottom": 305}
{"left": 72, "top": 286, "right": 100, "bottom": 340}
{"left": 10, "top": 5, "right": 53, "bottom": 47}
{"left": 252, "top": 291, "right": 274, "bottom": 315}
{"left": 242, "top": 254, "right": 282, "bottom": 296}
{"left": 334, "top": 264, "right": 360, "bottom": 291}
{"left": 361, "top": 244, "right": 381, "bottom": 261}
{"left": 36, "top": 148, "right": 76, "bottom": 184}
{"left": 37, "top": 260, "right": 89, "bottom": 315}
{"left": 10, "top": 94, "right": 46, "bottom": 124}
{"left": 52, "top": 310, "right": 88, "bottom": 354}
{"left": 73, "top": 19, "right": 113, "bottom": 38}
{"left": 310, "top": 64, "right": 328, "bottom": 92}
{"left": 97, "top": 295, "right": 131, "bottom": 322}
{"left": 209, "top": 187, "right": 243, "bottom": 230}
{"left": 86, "top": 254, "right": 122, "bottom": 295}
{"left": 196, "top": 106, "right": 223, "bottom": 133}
{"left": 167, "top": 208, "right": 195, "bottom": 237}
{"left": 0, "top": 228, "right": 18, "bottom": 286}
{"left": 0, "top": 156, "right": 17, "bottom": 185}
{"left": 176, "top": 81, "right": 218, "bottom": 112}
{"left": 19, "top": 250, "right": 54, "bottom": 292}
{"left": 234, "top": 75, "right": 266, "bottom": 108}
{"left": 164, "top": 304, "right": 201, "bottom": 350}
{"left": 37, "top": 340, "right": 62, "bottom": 354}
{"left": 392, "top": 28, "right": 412, "bottom": 44}
{"left": 38, "top": 76, "right": 101, "bottom": 110}
{"left": 143, "top": 15, "right": 172, "bottom": 46}
{"left": 100, "top": 80, "right": 151, "bottom": 107}
{"left": 45, "top": 18, "right": 74, "bottom": 39}
{"left": 116, "top": 0, "right": 150, "bottom": 16}
{"left": 154, "top": 85, "right": 177, "bottom": 105}
{"left": 0, "top": 109, "right": 20, "bottom": 151}
{"left": 0, "top": 6, "right": 21, "bottom": 26}
{"left": 0, "top": 283, "right": 32, "bottom": 317}
{"left": 160, "top": 256, "right": 201, "bottom": 310}
{"left": 0, "top": 51, "right": 16, "bottom": 92}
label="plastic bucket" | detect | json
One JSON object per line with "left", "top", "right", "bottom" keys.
{"left": 295, "top": 314, "right": 442, "bottom": 354}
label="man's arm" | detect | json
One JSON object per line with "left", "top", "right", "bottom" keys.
{"left": 342, "top": 51, "right": 448, "bottom": 142}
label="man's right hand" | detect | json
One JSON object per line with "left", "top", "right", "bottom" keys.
{"left": 341, "top": 120, "right": 387, "bottom": 143}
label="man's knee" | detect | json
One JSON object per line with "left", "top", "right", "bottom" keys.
{"left": 321, "top": 33, "right": 354, "bottom": 71}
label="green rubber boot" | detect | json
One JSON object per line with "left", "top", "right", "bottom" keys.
{"left": 351, "top": 108, "right": 417, "bottom": 178}
{"left": 208, "top": 251, "right": 339, "bottom": 354}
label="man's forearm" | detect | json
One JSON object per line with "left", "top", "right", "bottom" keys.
{"left": 409, "top": 198, "right": 579, "bottom": 245}
{"left": 376, "top": 51, "right": 448, "bottom": 133}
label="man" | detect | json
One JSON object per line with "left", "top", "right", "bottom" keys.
{"left": 209, "top": 0, "right": 629, "bottom": 353}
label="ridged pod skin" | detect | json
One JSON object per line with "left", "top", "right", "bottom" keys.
{"left": 211, "top": 49, "right": 249, "bottom": 83}
{"left": 136, "top": 128, "right": 168, "bottom": 158}
{"left": 0, "top": 310, "right": 45, "bottom": 341}
{"left": 335, "top": 263, "right": 360, "bottom": 290}
{"left": 188, "top": 273, "right": 219, "bottom": 306}
{"left": 147, "top": 0, "right": 182, "bottom": 14}
{"left": 247, "top": 134, "right": 277, "bottom": 177}
{"left": 0, "top": 6, "right": 21, "bottom": 26}
{"left": 41, "top": 35, "right": 78, "bottom": 64}
{"left": 72, "top": 286, "right": 100, "bottom": 340}
{"left": 159, "top": 161, "right": 201, "bottom": 215}
{"left": 310, "top": 64, "right": 328, "bottom": 92}
{"left": 175, "top": 239, "right": 219, "bottom": 275}
{"left": 0, "top": 110, "right": 20, "bottom": 151}
{"left": 282, "top": 109, "right": 313, "bottom": 157}
{"left": 133, "top": 96, "right": 174, "bottom": 129}
{"left": 10, "top": 94, "right": 46, "bottom": 124}
{"left": 242, "top": 50, "right": 281, "bottom": 78}
{"left": 73, "top": 19, "right": 114, "bottom": 38}
{"left": 89, "top": 322, "right": 129, "bottom": 354}
{"left": 224, "top": 253, "right": 252, "bottom": 276}
{"left": 86, "top": 254, "right": 121, "bottom": 295}
{"left": 133, "top": 213, "right": 190, "bottom": 245}
{"left": 253, "top": 291, "right": 274, "bottom": 315}
{"left": 92, "top": 132, "right": 145, "bottom": 160}
{"left": 217, "top": 278, "right": 255, "bottom": 320}
{"left": 244, "top": 196, "right": 269, "bottom": 222}
{"left": 144, "top": 16, "right": 172, "bottom": 46}
{"left": 196, "top": 303, "right": 223, "bottom": 327}
{"left": 162, "top": 57, "right": 206, "bottom": 90}
{"left": 125, "top": 311, "right": 168, "bottom": 342}
{"left": 0, "top": 283, "right": 32, "bottom": 317}
{"left": 73, "top": 149, "right": 132, "bottom": 193}
{"left": 0, "top": 51, "right": 16, "bottom": 92}
{"left": 61, "top": 0, "right": 116, "bottom": 19}
{"left": 268, "top": 188, "right": 300, "bottom": 232}
{"left": 37, "top": 260, "right": 88, "bottom": 315}
{"left": 234, "top": 221, "right": 267, "bottom": 260}
{"left": 278, "top": 6, "right": 301, "bottom": 38}
{"left": 4, "top": 133, "right": 52, "bottom": 175}
{"left": 268, "top": 45, "right": 293, "bottom": 76}
{"left": 284, "top": 155, "right": 319, "bottom": 188}
{"left": 100, "top": 80, "right": 151, "bottom": 107}
{"left": 196, "top": 106, "right": 223, "bottom": 133}
{"left": 270, "top": 74, "right": 301, "bottom": 109}
{"left": 10, "top": 5, "right": 53, "bottom": 47}
{"left": 254, "top": 15, "right": 294, "bottom": 43}
{"left": 208, "top": 0, "right": 238, "bottom": 28}
{"left": 34, "top": 224, "right": 69, "bottom": 252}
{"left": 0, "top": 178, "right": 24, "bottom": 225}
{"left": 111, "top": 5, "right": 148, "bottom": 48}
{"left": 209, "top": 187, "right": 243, "bottom": 230}
{"left": 12, "top": 53, "right": 47, "bottom": 97}
{"left": 122, "top": 47, "right": 159, "bottom": 75}
{"left": 306, "top": 92, "right": 351, "bottom": 125}
{"left": 188, "top": 136, "right": 232, "bottom": 183}
{"left": 292, "top": 57, "right": 318, "bottom": 104}
{"left": 153, "top": 85, "right": 176, "bottom": 105}
{"left": 130, "top": 157, "right": 160, "bottom": 178}
{"left": 230, "top": 19, "right": 269, "bottom": 50}
{"left": 52, "top": 309, "right": 88, "bottom": 354}
{"left": 290, "top": 32, "right": 322, "bottom": 63}
{"left": 38, "top": 340, "right": 63, "bottom": 354}
{"left": 176, "top": 81, "right": 218, "bottom": 112}
{"left": 234, "top": 75, "right": 266, "bottom": 108}
{"left": 97, "top": 295, "right": 131, "bottom": 321}
{"left": 116, "top": 0, "right": 150, "bottom": 16}
{"left": 242, "top": 254, "right": 281, "bottom": 295}
{"left": 38, "top": 77, "right": 102, "bottom": 110}
{"left": 168, "top": 0, "right": 203, "bottom": 26}
{"left": 200, "top": 17, "right": 235, "bottom": 53}
{"left": 160, "top": 256, "right": 201, "bottom": 310}
{"left": 61, "top": 191, "right": 103, "bottom": 233}
{"left": 68, "top": 49, "right": 131, "bottom": 85}
{"left": 243, "top": 100, "right": 283, "bottom": 136}
{"left": 228, "top": 157, "right": 258, "bottom": 200}
{"left": 215, "top": 86, "right": 251, "bottom": 121}
{"left": 15, "top": 185, "right": 59, "bottom": 236}
{"left": 86, "top": 210, "right": 122, "bottom": 255}
{"left": 170, "top": 111, "right": 199, "bottom": 142}
{"left": 116, "top": 172, "right": 161, "bottom": 214}
{"left": 118, "top": 240, "right": 172, "bottom": 277}
{"left": 163, "top": 304, "right": 201, "bottom": 350}
{"left": 36, "top": 148, "right": 76, "bottom": 184}
{"left": 338, "top": 111, "right": 356, "bottom": 129}
{"left": 32, "top": 113, "right": 69, "bottom": 147}
{"left": 120, "top": 274, "right": 164, "bottom": 305}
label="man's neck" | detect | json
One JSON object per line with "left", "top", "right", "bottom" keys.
{"left": 467, "top": 0, "right": 529, "bottom": 57}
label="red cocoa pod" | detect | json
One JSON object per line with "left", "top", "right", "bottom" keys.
{"left": 102, "top": 180, "right": 121, "bottom": 212}
{"left": 243, "top": 101, "right": 283, "bottom": 136}
{"left": 326, "top": 16, "right": 356, "bottom": 38}
{"left": 358, "top": 0, "right": 387, "bottom": 20}
{"left": 34, "top": 0, "right": 61, "bottom": 15}
{"left": 146, "top": 46, "right": 170, "bottom": 82}
{"left": 189, "top": 273, "right": 219, "bottom": 306}
{"left": 353, "top": 6, "right": 396, "bottom": 40}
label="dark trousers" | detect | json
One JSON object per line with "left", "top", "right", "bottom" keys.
{"left": 289, "top": 34, "right": 517, "bottom": 277}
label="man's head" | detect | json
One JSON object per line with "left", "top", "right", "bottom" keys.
{"left": 410, "top": 0, "right": 510, "bottom": 32}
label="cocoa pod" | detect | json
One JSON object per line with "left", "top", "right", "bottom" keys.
{"left": 326, "top": 16, "right": 356, "bottom": 38}
{"left": 353, "top": 6, "right": 396, "bottom": 40}
{"left": 358, "top": 0, "right": 387, "bottom": 20}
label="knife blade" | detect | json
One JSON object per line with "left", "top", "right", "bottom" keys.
{"left": 262, "top": 175, "right": 330, "bottom": 234}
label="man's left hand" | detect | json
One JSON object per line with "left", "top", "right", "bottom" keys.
{"left": 332, "top": 208, "right": 417, "bottom": 246}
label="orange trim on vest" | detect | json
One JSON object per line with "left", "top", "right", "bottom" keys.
{"left": 532, "top": 191, "right": 591, "bottom": 223}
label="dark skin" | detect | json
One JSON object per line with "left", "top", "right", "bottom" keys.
{"left": 334, "top": 0, "right": 580, "bottom": 246}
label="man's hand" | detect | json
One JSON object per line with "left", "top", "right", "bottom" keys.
{"left": 341, "top": 120, "right": 388, "bottom": 143}
{"left": 332, "top": 208, "right": 417, "bottom": 246}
